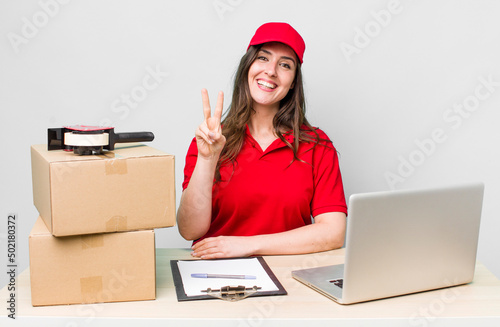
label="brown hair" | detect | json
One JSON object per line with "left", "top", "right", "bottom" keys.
{"left": 216, "top": 44, "right": 326, "bottom": 181}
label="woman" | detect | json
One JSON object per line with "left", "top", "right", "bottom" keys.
{"left": 177, "top": 22, "right": 347, "bottom": 259}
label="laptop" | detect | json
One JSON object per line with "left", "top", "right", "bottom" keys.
{"left": 292, "top": 182, "right": 484, "bottom": 304}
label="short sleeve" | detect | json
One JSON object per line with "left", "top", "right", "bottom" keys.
{"left": 310, "top": 130, "right": 348, "bottom": 217}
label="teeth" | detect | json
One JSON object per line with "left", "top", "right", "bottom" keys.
{"left": 257, "top": 80, "right": 277, "bottom": 89}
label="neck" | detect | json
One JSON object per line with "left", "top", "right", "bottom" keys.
{"left": 248, "top": 105, "right": 278, "bottom": 137}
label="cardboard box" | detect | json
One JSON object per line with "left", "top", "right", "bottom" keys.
{"left": 31, "top": 143, "right": 175, "bottom": 236}
{"left": 29, "top": 216, "right": 156, "bottom": 306}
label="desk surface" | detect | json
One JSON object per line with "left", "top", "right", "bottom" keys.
{"left": 2, "top": 248, "right": 500, "bottom": 327}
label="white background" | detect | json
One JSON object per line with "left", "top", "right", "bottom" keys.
{"left": 1, "top": 0, "right": 499, "bottom": 291}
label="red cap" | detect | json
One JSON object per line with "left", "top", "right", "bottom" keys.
{"left": 247, "top": 22, "right": 305, "bottom": 64}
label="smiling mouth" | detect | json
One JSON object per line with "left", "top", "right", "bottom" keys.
{"left": 257, "top": 80, "right": 277, "bottom": 89}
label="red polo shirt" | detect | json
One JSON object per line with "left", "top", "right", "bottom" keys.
{"left": 182, "top": 125, "right": 347, "bottom": 241}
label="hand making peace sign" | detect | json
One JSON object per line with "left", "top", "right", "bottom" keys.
{"left": 195, "top": 89, "right": 226, "bottom": 159}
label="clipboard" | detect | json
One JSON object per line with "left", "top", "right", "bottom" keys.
{"left": 170, "top": 257, "right": 287, "bottom": 301}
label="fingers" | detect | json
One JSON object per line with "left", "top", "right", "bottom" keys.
{"left": 198, "top": 89, "right": 226, "bottom": 154}
{"left": 214, "top": 91, "right": 224, "bottom": 127}
{"left": 201, "top": 89, "right": 224, "bottom": 126}
{"left": 192, "top": 250, "right": 223, "bottom": 260}
{"left": 201, "top": 88, "right": 211, "bottom": 121}
{"left": 192, "top": 237, "right": 225, "bottom": 259}
{"left": 192, "top": 236, "right": 251, "bottom": 259}
{"left": 196, "top": 124, "right": 214, "bottom": 145}
{"left": 196, "top": 123, "right": 225, "bottom": 146}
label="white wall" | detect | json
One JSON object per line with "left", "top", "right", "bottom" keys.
{"left": 1, "top": 0, "right": 499, "bottom": 290}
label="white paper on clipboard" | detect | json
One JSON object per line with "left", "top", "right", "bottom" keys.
{"left": 177, "top": 258, "right": 280, "bottom": 296}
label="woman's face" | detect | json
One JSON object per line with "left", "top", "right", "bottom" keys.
{"left": 247, "top": 42, "right": 297, "bottom": 112}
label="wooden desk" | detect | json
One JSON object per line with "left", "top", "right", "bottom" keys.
{"left": 2, "top": 248, "right": 500, "bottom": 326}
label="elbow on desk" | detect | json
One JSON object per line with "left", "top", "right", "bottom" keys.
{"left": 177, "top": 222, "right": 208, "bottom": 241}
{"left": 329, "top": 236, "right": 345, "bottom": 251}
{"left": 313, "top": 211, "right": 346, "bottom": 252}
{"left": 320, "top": 228, "right": 345, "bottom": 252}
{"left": 179, "top": 230, "right": 205, "bottom": 242}
{"left": 333, "top": 229, "right": 346, "bottom": 250}
{"left": 316, "top": 236, "right": 344, "bottom": 253}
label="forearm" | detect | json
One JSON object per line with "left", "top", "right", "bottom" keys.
{"left": 191, "top": 212, "right": 347, "bottom": 259}
{"left": 251, "top": 212, "right": 346, "bottom": 256}
{"left": 177, "top": 156, "right": 218, "bottom": 240}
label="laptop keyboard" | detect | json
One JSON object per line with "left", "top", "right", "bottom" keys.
{"left": 329, "top": 278, "right": 343, "bottom": 288}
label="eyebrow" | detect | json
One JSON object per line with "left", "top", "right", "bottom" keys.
{"left": 259, "top": 49, "right": 296, "bottom": 66}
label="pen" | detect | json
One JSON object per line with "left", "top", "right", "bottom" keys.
{"left": 191, "top": 273, "right": 257, "bottom": 279}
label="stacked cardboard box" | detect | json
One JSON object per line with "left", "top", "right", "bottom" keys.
{"left": 29, "top": 143, "right": 176, "bottom": 306}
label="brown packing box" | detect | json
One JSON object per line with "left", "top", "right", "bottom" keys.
{"left": 29, "top": 216, "right": 156, "bottom": 306}
{"left": 31, "top": 143, "right": 175, "bottom": 236}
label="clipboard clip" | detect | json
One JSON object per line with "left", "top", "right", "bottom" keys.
{"left": 201, "top": 285, "right": 261, "bottom": 302}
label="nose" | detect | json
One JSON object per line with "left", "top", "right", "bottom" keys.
{"left": 265, "top": 62, "right": 277, "bottom": 77}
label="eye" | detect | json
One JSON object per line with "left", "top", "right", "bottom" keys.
{"left": 280, "top": 62, "right": 292, "bottom": 69}
{"left": 257, "top": 56, "right": 268, "bottom": 61}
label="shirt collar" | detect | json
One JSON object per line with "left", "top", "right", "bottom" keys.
{"left": 244, "top": 124, "right": 296, "bottom": 151}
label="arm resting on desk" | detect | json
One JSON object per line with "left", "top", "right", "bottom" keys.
{"left": 191, "top": 211, "right": 346, "bottom": 259}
